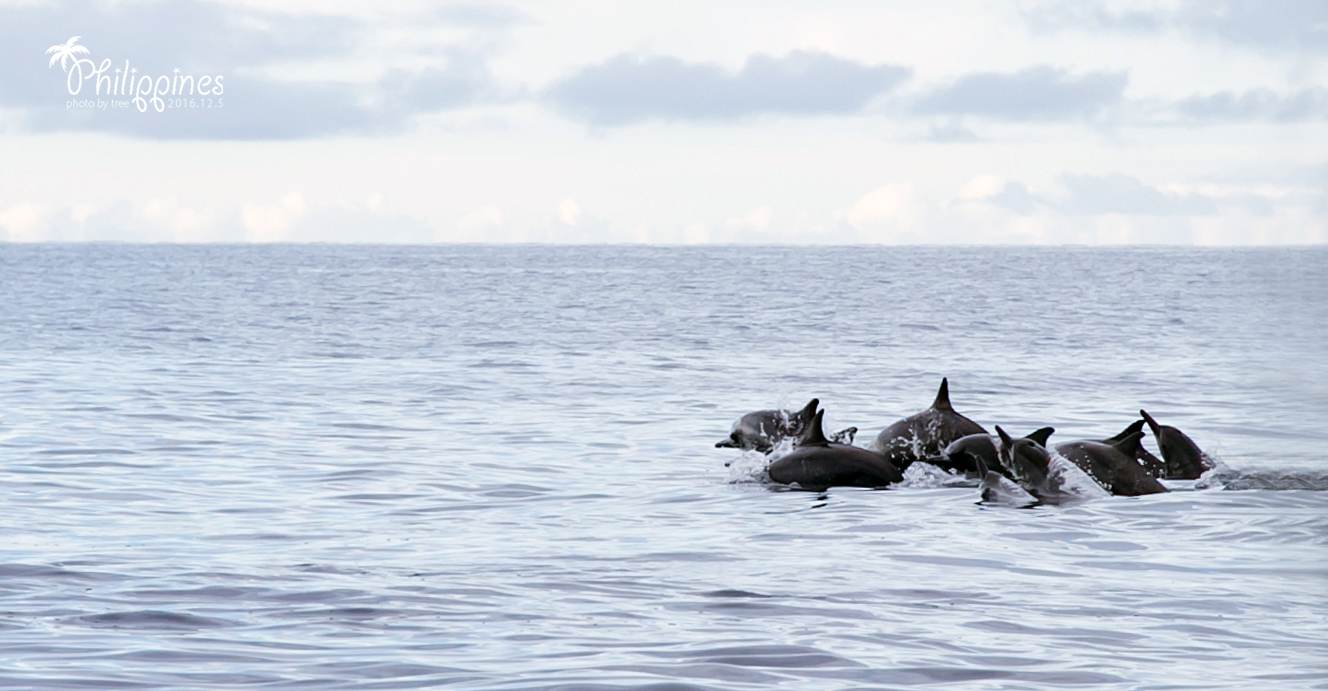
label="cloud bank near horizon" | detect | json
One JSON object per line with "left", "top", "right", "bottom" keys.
{"left": 4, "top": 166, "right": 1319, "bottom": 246}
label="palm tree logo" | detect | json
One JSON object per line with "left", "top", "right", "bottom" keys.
{"left": 46, "top": 36, "right": 89, "bottom": 72}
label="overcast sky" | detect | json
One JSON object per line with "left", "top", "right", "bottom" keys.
{"left": 1, "top": 0, "right": 1324, "bottom": 244}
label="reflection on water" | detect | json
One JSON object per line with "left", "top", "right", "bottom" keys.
{"left": 0, "top": 245, "right": 1325, "bottom": 690}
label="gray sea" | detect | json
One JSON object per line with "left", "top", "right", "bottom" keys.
{"left": 1, "top": 244, "right": 1325, "bottom": 690}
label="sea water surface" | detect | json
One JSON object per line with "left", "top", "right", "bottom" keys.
{"left": 0, "top": 245, "right": 1325, "bottom": 690}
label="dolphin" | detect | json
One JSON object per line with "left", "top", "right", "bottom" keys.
{"left": 767, "top": 409, "right": 902, "bottom": 491}
{"left": 717, "top": 398, "right": 857, "bottom": 452}
{"left": 982, "top": 426, "right": 1066, "bottom": 505}
{"left": 985, "top": 426, "right": 1115, "bottom": 505}
{"left": 1053, "top": 432, "right": 1168, "bottom": 496}
{"left": 922, "top": 426, "right": 1055, "bottom": 477}
{"left": 1103, "top": 419, "right": 1166, "bottom": 478}
{"left": 994, "top": 426, "right": 1058, "bottom": 497}
{"left": 872, "top": 378, "right": 988, "bottom": 471}
{"left": 1140, "top": 410, "right": 1213, "bottom": 480}
{"left": 716, "top": 398, "right": 819, "bottom": 452}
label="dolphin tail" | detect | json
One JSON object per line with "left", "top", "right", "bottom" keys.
{"left": 932, "top": 377, "right": 953, "bottom": 411}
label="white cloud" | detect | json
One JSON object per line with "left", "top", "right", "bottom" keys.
{"left": 738, "top": 206, "right": 771, "bottom": 231}
{"left": 838, "top": 184, "right": 928, "bottom": 243}
{"left": 455, "top": 205, "right": 505, "bottom": 241}
{"left": 1055, "top": 173, "right": 1217, "bottom": 216}
{"left": 0, "top": 198, "right": 233, "bottom": 242}
{"left": 0, "top": 203, "right": 45, "bottom": 242}
{"left": 682, "top": 223, "right": 710, "bottom": 244}
{"left": 958, "top": 175, "right": 1005, "bottom": 201}
{"left": 557, "top": 198, "right": 581, "bottom": 226}
{"left": 241, "top": 193, "right": 306, "bottom": 242}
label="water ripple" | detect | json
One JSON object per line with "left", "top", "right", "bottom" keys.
{"left": 0, "top": 245, "right": 1324, "bottom": 690}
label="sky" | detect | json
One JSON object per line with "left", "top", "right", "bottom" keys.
{"left": 0, "top": 0, "right": 1324, "bottom": 244}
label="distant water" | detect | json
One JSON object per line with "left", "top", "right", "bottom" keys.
{"left": 1, "top": 244, "right": 1325, "bottom": 691}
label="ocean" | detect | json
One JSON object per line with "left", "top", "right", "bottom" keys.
{"left": 1, "top": 244, "right": 1325, "bottom": 690}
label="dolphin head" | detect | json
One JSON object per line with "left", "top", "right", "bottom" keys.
{"left": 1140, "top": 409, "right": 1210, "bottom": 479}
{"left": 996, "top": 425, "right": 1051, "bottom": 488}
{"left": 716, "top": 416, "right": 747, "bottom": 448}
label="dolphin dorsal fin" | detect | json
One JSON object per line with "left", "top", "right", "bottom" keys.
{"left": 994, "top": 425, "right": 1014, "bottom": 467}
{"left": 796, "top": 398, "right": 820, "bottom": 425}
{"left": 1139, "top": 410, "right": 1161, "bottom": 437}
{"left": 932, "top": 378, "right": 953, "bottom": 411}
{"left": 1105, "top": 419, "right": 1145, "bottom": 443}
{"left": 1111, "top": 430, "right": 1146, "bottom": 457}
{"left": 798, "top": 409, "right": 831, "bottom": 446}
{"left": 1024, "top": 427, "right": 1054, "bottom": 447}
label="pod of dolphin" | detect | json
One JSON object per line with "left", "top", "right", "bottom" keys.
{"left": 715, "top": 378, "right": 1215, "bottom": 503}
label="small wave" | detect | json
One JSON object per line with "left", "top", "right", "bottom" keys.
{"left": 1196, "top": 467, "right": 1328, "bottom": 491}
{"left": 37, "top": 448, "right": 137, "bottom": 456}
{"left": 72, "top": 610, "right": 235, "bottom": 630}
{"left": 703, "top": 589, "right": 771, "bottom": 599}
{"left": 660, "top": 644, "right": 863, "bottom": 669}
{"left": 0, "top": 563, "right": 108, "bottom": 581}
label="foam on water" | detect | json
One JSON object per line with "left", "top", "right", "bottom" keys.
{"left": 726, "top": 447, "right": 776, "bottom": 484}
{"left": 1197, "top": 465, "right": 1328, "bottom": 491}
{"left": 896, "top": 460, "right": 975, "bottom": 488}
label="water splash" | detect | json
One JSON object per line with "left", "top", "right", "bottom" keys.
{"left": 895, "top": 461, "right": 975, "bottom": 488}
{"left": 1197, "top": 465, "right": 1328, "bottom": 491}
